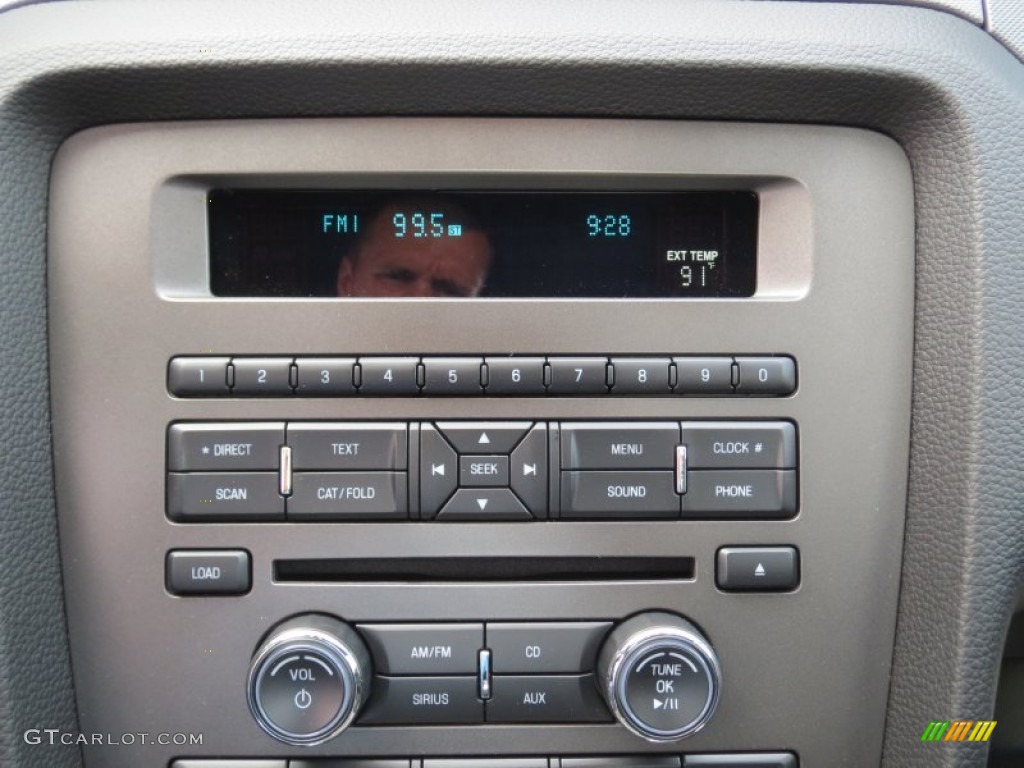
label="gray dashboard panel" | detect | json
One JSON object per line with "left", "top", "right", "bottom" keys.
{"left": 48, "top": 119, "right": 913, "bottom": 767}
{"left": 0, "top": 1, "right": 1021, "bottom": 767}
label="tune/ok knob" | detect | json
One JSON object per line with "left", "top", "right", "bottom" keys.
{"left": 597, "top": 612, "right": 721, "bottom": 742}
{"left": 247, "top": 614, "right": 372, "bottom": 746}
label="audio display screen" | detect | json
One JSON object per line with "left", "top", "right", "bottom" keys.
{"left": 208, "top": 190, "right": 758, "bottom": 298}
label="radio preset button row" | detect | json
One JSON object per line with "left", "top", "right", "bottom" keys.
{"left": 168, "top": 355, "right": 796, "bottom": 397}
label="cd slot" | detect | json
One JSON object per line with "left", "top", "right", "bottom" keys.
{"left": 273, "top": 556, "right": 695, "bottom": 583}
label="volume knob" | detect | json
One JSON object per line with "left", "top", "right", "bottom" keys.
{"left": 597, "top": 612, "right": 721, "bottom": 742}
{"left": 247, "top": 614, "right": 372, "bottom": 746}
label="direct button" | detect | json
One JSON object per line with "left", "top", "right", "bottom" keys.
{"left": 288, "top": 473, "right": 407, "bottom": 520}
{"left": 681, "top": 421, "right": 797, "bottom": 469}
{"left": 288, "top": 423, "right": 407, "bottom": 470}
{"left": 486, "top": 674, "right": 611, "bottom": 723}
{"left": 359, "top": 676, "right": 482, "bottom": 724}
{"left": 459, "top": 455, "right": 510, "bottom": 487}
{"left": 167, "top": 422, "right": 284, "bottom": 471}
{"left": 357, "top": 623, "right": 483, "bottom": 675}
{"left": 488, "top": 622, "right": 612, "bottom": 674}
{"left": 561, "top": 471, "right": 679, "bottom": 519}
{"left": 561, "top": 422, "right": 679, "bottom": 470}
{"left": 166, "top": 550, "right": 250, "bottom": 595}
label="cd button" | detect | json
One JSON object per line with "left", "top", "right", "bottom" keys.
{"left": 681, "top": 470, "right": 797, "bottom": 518}
{"left": 421, "top": 357, "right": 484, "bottom": 395}
{"left": 487, "top": 622, "right": 611, "bottom": 674}
{"left": 484, "top": 357, "right": 546, "bottom": 395}
{"left": 287, "top": 423, "right": 408, "bottom": 471}
{"left": 287, "top": 472, "right": 407, "bottom": 520}
{"left": 358, "top": 357, "right": 420, "bottom": 395}
{"left": 561, "top": 471, "right": 680, "bottom": 519}
{"left": 436, "top": 488, "right": 532, "bottom": 521}
{"left": 673, "top": 357, "right": 734, "bottom": 395}
{"left": 560, "top": 422, "right": 679, "bottom": 470}
{"left": 434, "top": 421, "right": 533, "bottom": 454}
{"left": 356, "top": 623, "right": 483, "bottom": 675}
{"left": 167, "top": 422, "right": 284, "bottom": 472}
{"left": 166, "top": 472, "right": 283, "bottom": 521}
{"left": 359, "top": 676, "right": 483, "bottom": 725}
{"left": 458, "top": 455, "right": 510, "bottom": 487}
{"left": 486, "top": 674, "right": 611, "bottom": 723}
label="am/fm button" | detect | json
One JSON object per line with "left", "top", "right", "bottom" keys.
{"left": 356, "top": 623, "right": 483, "bottom": 675}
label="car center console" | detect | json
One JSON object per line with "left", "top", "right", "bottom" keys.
{"left": 47, "top": 118, "right": 914, "bottom": 767}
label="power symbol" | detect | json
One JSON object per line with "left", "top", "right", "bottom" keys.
{"left": 294, "top": 688, "right": 313, "bottom": 710}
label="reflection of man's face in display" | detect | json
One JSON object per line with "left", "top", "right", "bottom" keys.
{"left": 336, "top": 202, "right": 492, "bottom": 297}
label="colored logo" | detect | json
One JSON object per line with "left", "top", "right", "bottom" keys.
{"left": 921, "top": 721, "right": 997, "bottom": 742}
